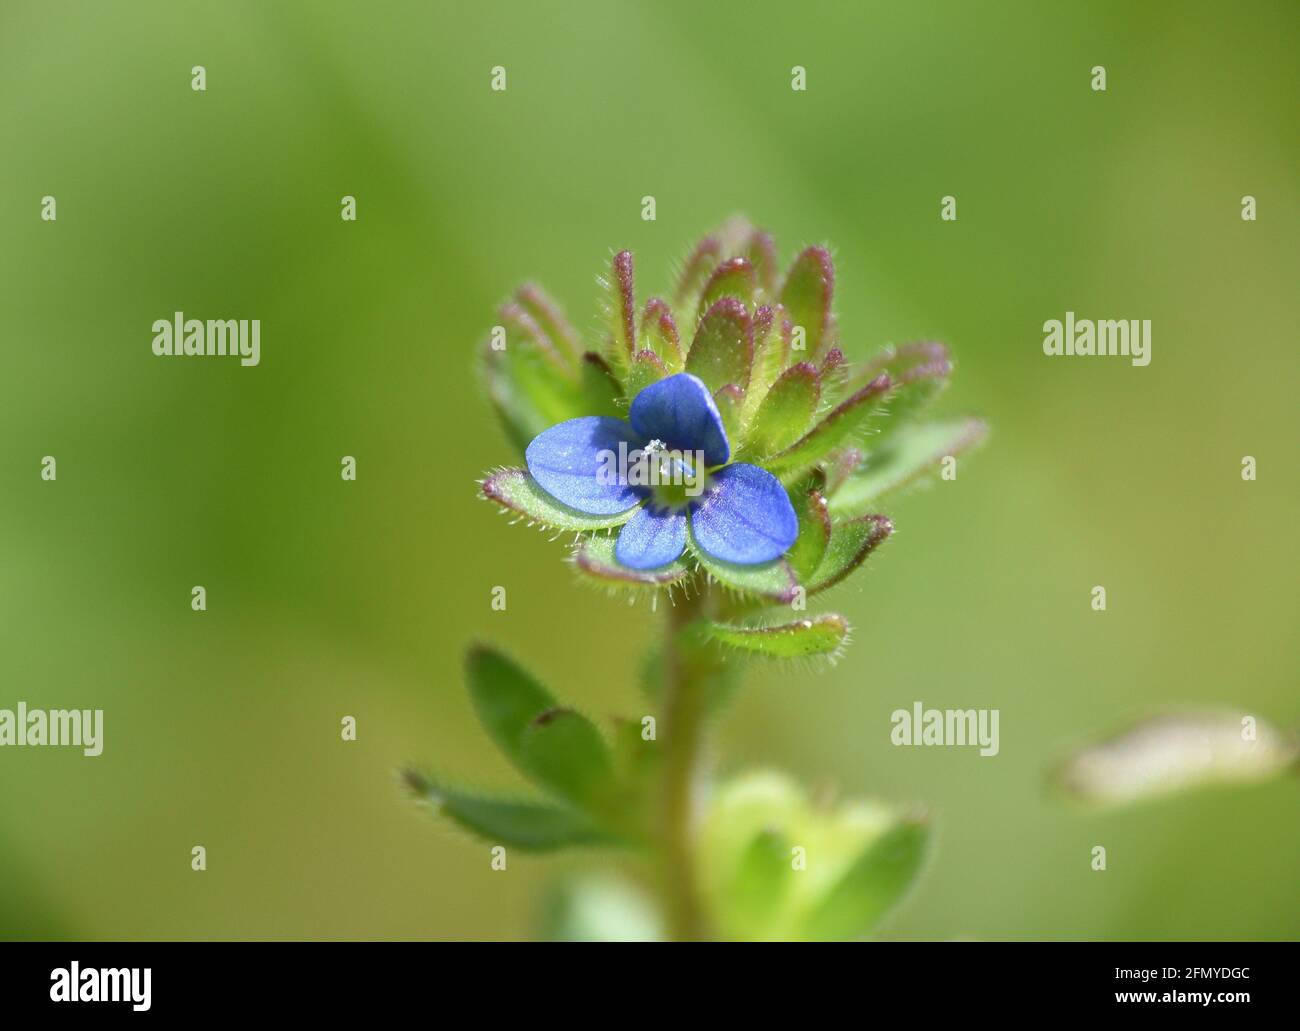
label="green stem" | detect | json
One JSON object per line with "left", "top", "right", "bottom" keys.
{"left": 658, "top": 584, "right": 712, "bottom": 941}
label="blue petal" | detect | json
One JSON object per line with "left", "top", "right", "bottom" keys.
{"left": 689, "top": 463, "right": 798, "bottom": 565}
{"left": 525, "top": 416, "right": 644, "bottom": 515}
{"left": 615, "top": 506, "right": 688, "bottom": 570}
{"left": 629, "top": 372, "right": 730, "bottom": 467}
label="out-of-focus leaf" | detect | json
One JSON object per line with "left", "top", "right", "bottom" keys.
{"left": 698, "top": 256, "right": 757, "bottom": 316}
{"left": 675, "top": 234, "right": 721, "bottom": 305}
{"left": 796, "top": 815, "right": 930, "bottom": 941}
{"left": 701, "top": 770, "right": 921, "bottom": 941}
{"left": 828, "top": 417, "right": 988, "bottom": 517}
{"left": 745, "top": 362, "right": 821, "bottom": 458}
{"left": 515, "top": 282, "right": 583, "bottom": 362}
{"left": 482, "top": 304, "right": 585, "bottom": 451}
{"left": 721, "top": 829, "right": 790, "bottom": 939}
{"left": 686, "top": 297, "right": 753, "bottom": 394}
{"left": 778, "top": 246, "right": 834, "bottom": 358}
{"left": 540, "top": 874, "right": 665, "bottom": 942}
{"left": 571, "top": 532, "right": 691, "bottom": 589}
{"left": 465, "top": 646, "right": 557, "bottom": 763}
{"left": 744, "top": 230, "right": 779, "bottom": 294}
{"left": 481, "top": 467, "right": 638, "bottom": 532}
{"left": 517, "top": 707, "right": 615, "bottom": 812}
{"left": 766, "top": 373, "right": 891, "bottom": 480}
{"left": 700, "top": 614, "right": 850, "bottom": 659}
{"left": 1055, "top": 711, "right": 1300, "bottom": 808}
{"left": 402, "top": 770, "right": 609, "bottom": 852}
{"left": 806, "top": 514, "right": 893, "bottom": 595}
{"left": 639, "top": 298, "right": 684, "bottom": 371}
{"left": 578, "top": 351, "right": 625, "bottom": 417}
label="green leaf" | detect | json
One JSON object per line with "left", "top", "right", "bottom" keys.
{"left": 827, "top": 417, "right": 988, "bottom": 518}
{"left": 514, "top": 282, "right": 583, "bottom": 362}
{"left": 540, "top": 874, "right": 665, "bottom": 942}
{"left": 482, "top": 305, "right": 584, "bottom": 451}
{"left": 1054, "top": 711, "right": 1300, "bottom": 809}
{"left": 402, "top": 770, "right": 608, "bottom": 852}
{"left": 778, "top": 246, "right": 834, "bottom": 359}
{"left": 700, "top": 614, "right": 850, "bottom": 659}
{"left": 766, "top": 373, "right": 891, "bottom": 479}
{"left": 481, "top": 468, "right": 638, "bottom": 532}
{"left": 571, "top": 532, "right": 691, "bottom": 589}
{"left": 465, "top": 646, "right": 557, "bottom": 762}
{"left": 850, "top": 341, "right": 952, "bottom": 439}
{"left": 806, "top": 514, "right": 893, "bottom": 595}
{"left": 627, "top": 348, "right": 668, "bottom": 398}
{"left": 785, "top": 482, "right": 831, "bottom": 581}
{"left": 685, "top": 297, "right": 752, "bottom": 394}
{"left": 675, "top": 234, "right": 721, "bottom": 305}
{"left": 518, "top": 707, "right": 616, "bottom": 812}
{"left": 698, "top": 256, "right": 757, "bottom": 316}
{"left": 639, "top": 298, "right": 684, "bottom": 371}
{"left": 577, "top": 351, "right": 625, "bottom": 418}
{"left": 744, "top": 229, "right": 779, "bottom": 294}
{"left": 713, "top": 383, "right": 746, "bottom": 445}
{"left": 796, "top": 815, "right": 930, "bottom": 940}
{"left": 745, "top": 362, "right": 821, "bottom": 458}
{"left": 689, "top": 526, "right": 800, "bottom": 603}
{"left": 742, "top": 304, "right": 791, "bottom": 423}
{"left": 601, "top": 250, "right": 637, "bottom": 372}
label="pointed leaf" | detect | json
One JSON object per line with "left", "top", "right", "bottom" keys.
{"left": 481, "top": 468, "right": 638, "bottom": 532}
{"left": 779, "top": 246, "right": 834, "bottom": 359}
{"left": 767, "top": 373, "right": 891, "bottom": 479}
{"left": 807, "top": 514, "right": 893, "bottom": 595}
{"left": 713, "top": 383, "right": 745, "bottom": 445}
{"left": 700, "top": 614, "right": 849, "bottom": 659}
{"left": 797, "top": 815, "right": 930, "bottom": 940}
{"left": 828, "top": 417, "right": 988, "bottom": 517}
{"left": 746, "top": 362, "right": 821, "bottom": 458}
{"left": 686, "top": 297, "right": 753, "bottom": 394}
{"left": 639, "top": 298, "right": 684, "bottom": 370}
{"left": 1055, "top": 711, "right": 1300, "bottom": 808}
{"left": 601, "top": 250, "right": 637, "bottom": 370}
{"left": 403, "top": 771, "right": 609, "bottom": 852}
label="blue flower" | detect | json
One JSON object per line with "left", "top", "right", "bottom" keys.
{"left": 525, "top": 373, "right": 798, "bottom": 570}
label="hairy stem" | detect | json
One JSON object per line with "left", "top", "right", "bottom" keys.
{"left": 658, "top": 584, "right": 712, "bottom": 941}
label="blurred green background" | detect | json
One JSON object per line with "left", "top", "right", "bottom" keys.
{"left": 1, "top": 0, "right": 1296, "bottom": 940}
